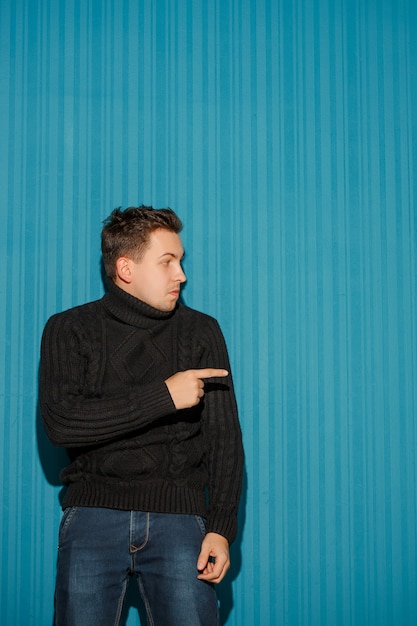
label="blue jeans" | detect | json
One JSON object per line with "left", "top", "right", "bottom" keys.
{"left": 54, "top": 507, "right": 220, "bottom": 626}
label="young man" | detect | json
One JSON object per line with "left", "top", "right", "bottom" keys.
{"left": 39, "top": 206, "right": 244, "bottom": 626}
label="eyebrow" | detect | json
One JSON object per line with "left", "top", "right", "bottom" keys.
{"left": 159, "top": 251, "right": 185, "bottom": 260}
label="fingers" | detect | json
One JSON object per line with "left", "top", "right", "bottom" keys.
{"left": 165, "top": 368, "right": 229, "bottom": 410}
{"left": 197, "top": 557, "right": 230, "bottom": 583}
{"left": 192, "top": 368, "right": 228, "bottom": 380}
{"left": 196, "top": 533, "right": 230, "bottom": 584}
{"left": 197, "top": 377, "right": 204, "bottom": 399}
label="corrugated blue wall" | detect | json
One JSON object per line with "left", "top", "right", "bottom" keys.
{"left": 1, "top": 0, "right": 416, "bottom": 624}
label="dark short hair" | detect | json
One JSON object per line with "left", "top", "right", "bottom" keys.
{"left": 101, "top": 206, "right": 183, "bottom": 279}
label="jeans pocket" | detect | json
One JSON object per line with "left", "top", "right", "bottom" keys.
{"left": 194, "top": 515, "right": 207, "bottom": 536}
{"left": 58, "top": 506, "right": 78, "bottom": 545}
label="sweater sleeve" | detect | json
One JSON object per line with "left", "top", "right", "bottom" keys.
{"left": 39, "top": 311, "right": 176, "bottom": 448}
{"left": 198, "top": 316, "right": 244, "bottom": 545}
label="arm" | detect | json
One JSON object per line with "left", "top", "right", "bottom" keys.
{"left": 198, "top": 317, "right": 244, "bottom": 546}
{"left": 39, "top": 311, "right": 176, "bottom": 447}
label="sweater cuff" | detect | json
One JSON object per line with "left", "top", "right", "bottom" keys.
{"left": 205, "top": 509, "right": 238, "bottom": 545}
{"left": 130, "top": 380, "right": 177, "bottom": 424}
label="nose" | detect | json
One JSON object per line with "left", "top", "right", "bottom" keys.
{"left": 175, "top": 263, "right": 186, "bottom": 284}
{"left": 178, "top": 268, "right": 186, "bottom": 283}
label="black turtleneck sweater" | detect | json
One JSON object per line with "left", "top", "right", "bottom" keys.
{"left": 39, "top": 281, "right": 243, "bottom": 544}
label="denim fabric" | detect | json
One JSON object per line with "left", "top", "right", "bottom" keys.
{"left": 54, "top": 507, "right": 219, "bottom": 626}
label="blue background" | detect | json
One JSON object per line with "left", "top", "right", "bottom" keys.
{"left": 1, "top": 0, "right": 416, "bottom": 624}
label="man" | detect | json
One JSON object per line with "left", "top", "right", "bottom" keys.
{"left": 39, "top": 206, "right": 244, "bottom": 626}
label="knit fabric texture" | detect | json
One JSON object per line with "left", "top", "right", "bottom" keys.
{"left": 39, "top": 281, "right": 244, "bottom": 544}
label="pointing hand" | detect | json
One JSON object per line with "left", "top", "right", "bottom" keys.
{"left": 165, "top": 368, "right": 228, "bottom": 410}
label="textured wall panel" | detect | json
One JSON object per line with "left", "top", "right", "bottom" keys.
{"left": 1, "top": 1, "right": 416, "bottom": 624}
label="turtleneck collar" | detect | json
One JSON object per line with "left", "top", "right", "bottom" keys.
{"left": 102, "top": 279, "right": 177, "bottom": 329}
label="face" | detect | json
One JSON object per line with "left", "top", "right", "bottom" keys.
{"left": 116, "top": 228, "right": 186, "bottom": 311}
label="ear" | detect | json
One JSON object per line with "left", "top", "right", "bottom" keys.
{"left": 115, "top": 257, "right": 133, "bottom": 284}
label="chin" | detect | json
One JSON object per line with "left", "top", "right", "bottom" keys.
{"left": 157, "top": 302, "right": 176, "bottom": 312}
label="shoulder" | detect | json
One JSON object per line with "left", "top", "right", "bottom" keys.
{"left": 42, "top": 298, "right": 104, "bottom": 334}
{"left": 176, "top": 305, "right": 231, "bottom": 366}
{"left": 177, "top": 304, "right": 225, "bottom": 343}
{"left": 177, "top": 303, "right": 221, "bottom": 329}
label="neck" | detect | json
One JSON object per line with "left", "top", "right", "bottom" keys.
{"left": 102, "top": 280, "right": 176, "bottom": 328}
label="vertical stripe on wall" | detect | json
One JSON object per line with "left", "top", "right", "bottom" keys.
{"left": 1, "top": 1, "right": 416, "bottom": 624}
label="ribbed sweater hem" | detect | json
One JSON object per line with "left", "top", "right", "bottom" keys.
{"left": 62, "top": 480, "right": 208, "bottom": 517}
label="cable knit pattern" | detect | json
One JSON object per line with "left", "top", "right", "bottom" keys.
{"left": 39, "top": 282, "right": 244, "bottom": 543}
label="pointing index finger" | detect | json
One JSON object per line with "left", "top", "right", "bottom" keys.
{"left": 195, "top": 368, "right": 228, "bottom": 380}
